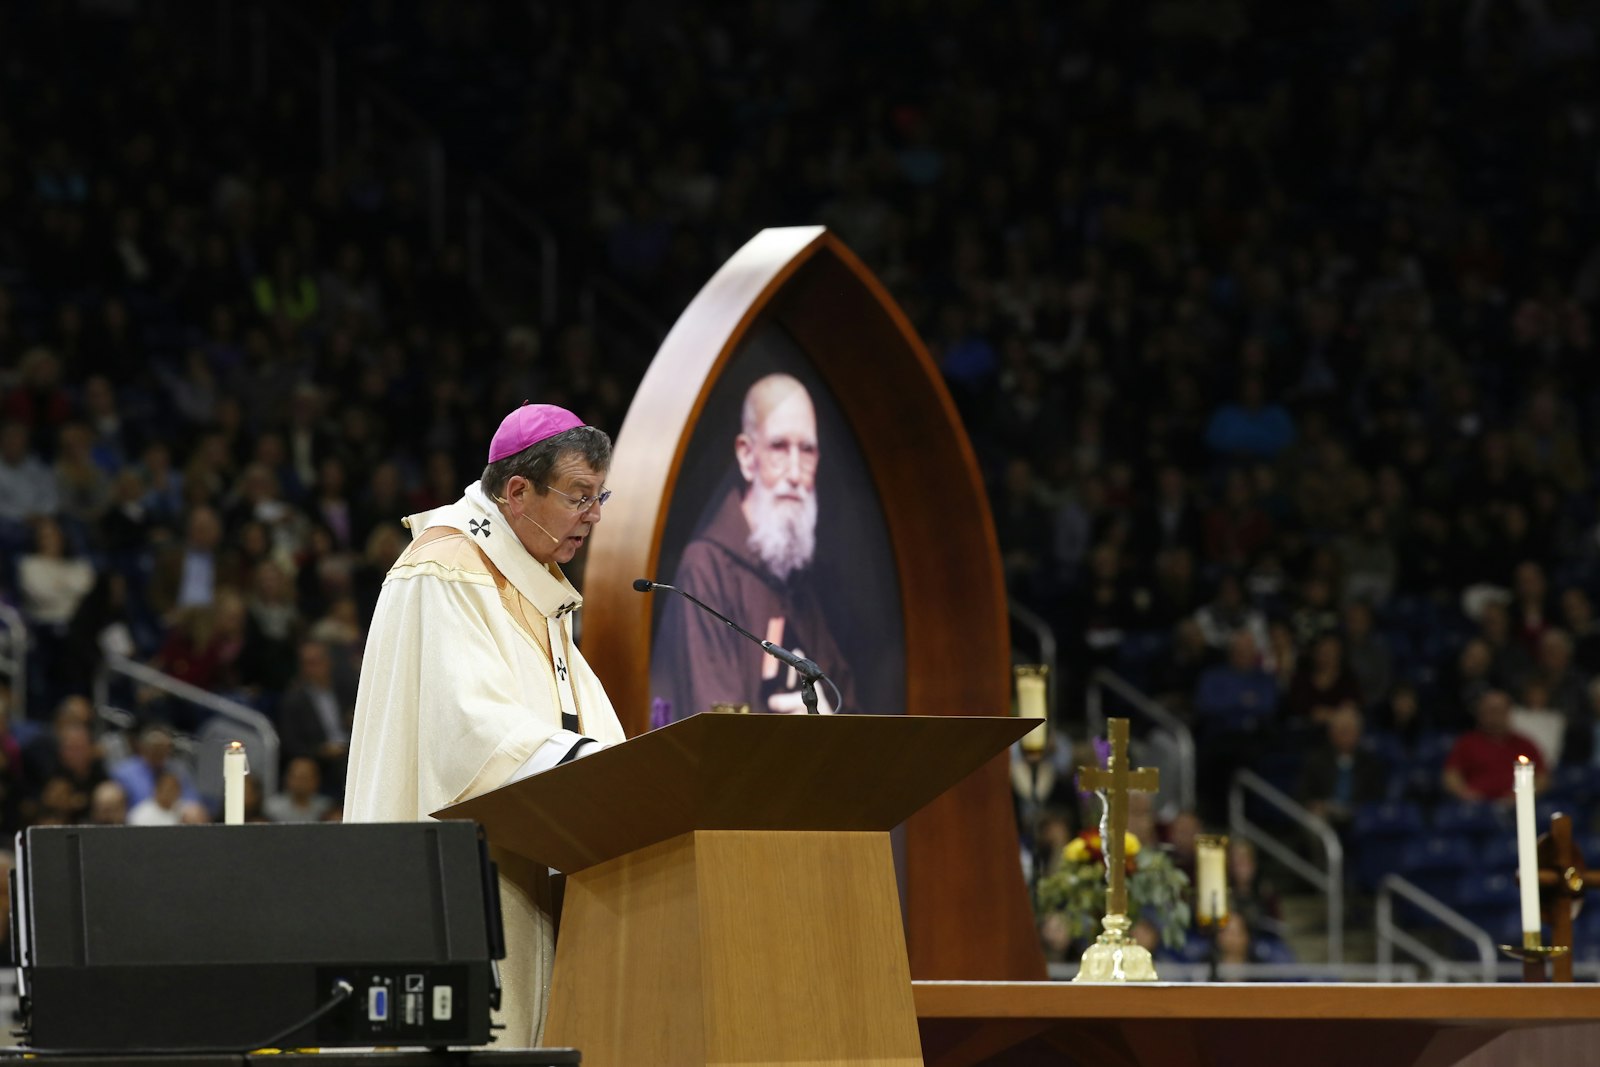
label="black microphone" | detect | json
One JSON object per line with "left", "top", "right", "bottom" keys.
{"left": 635, "top": 578, "right": 826, "bottom": 712}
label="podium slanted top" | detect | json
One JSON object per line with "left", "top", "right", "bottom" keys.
{"left": 435, "top": 713, "right": 1031, "bottom": 872}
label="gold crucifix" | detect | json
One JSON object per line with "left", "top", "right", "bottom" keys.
{"left": 1073, "top": 718, "right": 1161, "bottom": 982}
{"left": 1077, "top": 718, "right": 1160, "bottom": 916}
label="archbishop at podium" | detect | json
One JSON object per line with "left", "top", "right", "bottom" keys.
{"left": 344, "top": 403, "right": 627, "bottom": 1045}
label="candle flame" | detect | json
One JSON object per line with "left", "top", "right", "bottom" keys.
{"left": 1517, "top": 755, "right": 1530, "bottom": 765}
{"left": 228, "top": 741, "right": 244, "bottom": 752}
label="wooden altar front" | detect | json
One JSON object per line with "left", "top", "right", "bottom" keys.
{"left": 915, "top": 981, "right": 1600, "bottom": 1067}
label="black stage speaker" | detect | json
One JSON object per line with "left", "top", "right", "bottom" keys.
{"left": 12, "top": 821, "right": 505, "bottom": 1052}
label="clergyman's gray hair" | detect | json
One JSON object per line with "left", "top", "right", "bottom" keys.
{"left": 481, "top": 425, "right": 612, "bottom": 501}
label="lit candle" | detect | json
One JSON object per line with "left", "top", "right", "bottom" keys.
{"left": 1015, "top": 666, "right": 1048, "bottom": 753}
{"left": 224, "top": 741, "right": 249, "bottom": 825}
{"left": 1514, "top": 756, "right": 1540, "bottom": 940}
{"left": 1196, "top": 834, "right": 1229, "bottom": 926}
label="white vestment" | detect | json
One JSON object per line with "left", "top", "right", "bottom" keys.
{"left": 344, "top": 481, "right": 626, "bottom": 1046}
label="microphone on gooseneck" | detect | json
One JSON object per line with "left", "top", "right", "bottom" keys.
{"left": 634, "top": 578, "right": 826, "bottom": 713}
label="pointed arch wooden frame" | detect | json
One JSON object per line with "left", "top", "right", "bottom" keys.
{"left": 583, "top": 226, "right": 1045, "bottom": 980}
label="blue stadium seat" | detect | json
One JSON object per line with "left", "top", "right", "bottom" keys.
{"left": 1478, "top": 835, "right": 1519, "bottom": 871}
{"left": 1431, "top": 799, "right": 1506, "bottom": 837}
{"left": 1453, "top": 871, "right": 1520, "bottom": 910}
{"left": 1397, "top": 834, "right": 1476, "bottom": 897}
{"left": 1353, "top": 801, "right": 1425, "bottom": 838}
{"left": 1552, "top": 765, "right": 1600, "bottom": 806}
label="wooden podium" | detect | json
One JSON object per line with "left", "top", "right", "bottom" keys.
{"left": 440, "top": 714, "right": 1032, "bottom": 1067}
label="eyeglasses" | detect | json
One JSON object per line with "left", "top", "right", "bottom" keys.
{"left": 755, "top": 437, "right": 819, "bottom": 472}
{"left": 543, "top": 483, "right": 612, "bottom": 511}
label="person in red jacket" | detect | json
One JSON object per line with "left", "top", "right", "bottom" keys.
{"left": 1442, "top": 689, "right": 1549, "bottom": 804}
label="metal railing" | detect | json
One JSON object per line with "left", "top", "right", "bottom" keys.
{"left": 1086, "top": 669, "right": 1197, "bottom": 814}
{"left": 92, "top": 654, "right": 280, "bottom": 797}
{"left": 1229, "top": 769, "right": 1344, "bottom": 963}
{"left": 1376, "top": 874, "right": 1498, "bottom": 983}
{"left": 0, "top": 603, "right": 27, "bottom": 721}
{"left": 1008, "top": 599, "right": 1058, "bottom": 724}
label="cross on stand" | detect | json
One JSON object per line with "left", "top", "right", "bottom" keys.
{"left": 1073, "top": 718, "right": 1161, "bottom": 982}
{"left": 1534, "top": 812, "right": 1600, "bottom": 982}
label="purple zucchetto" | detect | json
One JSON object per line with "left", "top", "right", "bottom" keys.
{"left": 487, "top": 403, "right": 585, "bottom": 463}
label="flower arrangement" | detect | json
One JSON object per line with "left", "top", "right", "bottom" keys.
{"left": 1036, "top": 828, "right": 1193, "bottom": 950}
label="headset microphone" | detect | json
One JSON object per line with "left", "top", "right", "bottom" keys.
{"left": 519, "top": 512, "right": 564, "bottom": 546}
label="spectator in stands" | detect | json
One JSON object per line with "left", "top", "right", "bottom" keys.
{"left": 1204, "top": 375, "right": 1295, "bottom": 462}
{"left": 265, "top": 756, "right": 333, "bottom": 823}
{"left": 1560, "top": 588, "right": 1600, "bottom": 675}
{"left": 1510, "top": 561, "right": 1553, "bottom": 657}
{"left": 21, "top": 694, "right": 93, "bottom": 785}
{"left": 88, "top": 780, "right": 128, "bottom": 825}
{"left": 29, "top": 723, "right": 106, "bottom": 825}
{"left": 1163, "top": 809, "right": 1203, "bottom": 882}
{"left": 53, "top": 422, "right": 112, "bottom": 528}
{"left": 1193, "top": 573, "right": 1269, "bottom": 656}
{"left": 252, "top": 247, "right": 319, "bottom": 325}
{"left": 0, "top": 422, "right": 59, "bottom": 545}
{"left": 1227, "top": 838, "right": 1282, "bottom": 935}
{"left": 1287, "top": 575, "right": 1341, "bottom": 653}
{"left": 1195, "top": 632, "right": 1278, "bottom": 735}
{"left": 1516, "top": 628, "right": 1587, "bottom": 725}
{"left": 1477, "top": 600, "right": 1531, "bottom": 696}
{"left": 1193, "top": 631, "right": 1278, "bottom": 818}
{"left": 1202, "top": 469, "right": 1275, "bottom": 570}
{"left": 1442, "top": 690, "right": 1549, "bottom": 804}
{"left": 1283, "top": 633, "right": 1364, "bottom": 731}
{"left": 239, "top": 559, "right": 301, "bottom": 695}
{"left": 1374, "top": 681, "right": 1428, "bottom": 752}
{"left": 1559, "top": 678, "right": 1600, "bottom": 769}
{"left": 1336, "top": 507, "right": 1398, "bottom": 609}
{"left": 1134, "top": 464, "right": 1203, "bottom": 564}
{"left": 110, "top": 724, "right": 200, "bottom": 808}
{"left": 148, "top": 505, "right": 232, "bottom": 620}
{"left": 17, "top": 516, "right": 97, "bottom": 708}
{"left": 1216, "top": 916, "right": 1291, "bottom": 969}
{"left": 279, "top": 640, "right": 353, "bottom": 796}
{"left": 1153, "top": 618, "right": 1213, "bottom": 718}
{"left": 127, "top": 770, "right": 185, "bottom": 826}
{"left": 1297, "top": 703, "right": 1387, "bottom": 829}
{"left": 1012, "top": 738, "right": 1075, "bottom": 838}
{"left": 1341, "top": 601, "right": 1392, "bottom": 710}
{"left": 153, "top": 591, "right": 248, "bottom": 702}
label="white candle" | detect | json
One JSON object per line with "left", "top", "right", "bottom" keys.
{"left": 224, "top": 741, "right": 249, "bottom": 825}
{"left": 1196, "top": 835, "right": 1229, "bottom": 926}
{"left": 1514, "top": 757, "right": 1540, "bottom": 938}
{"left": 1016, "top": 667, "right": 1048, "bottom": 753}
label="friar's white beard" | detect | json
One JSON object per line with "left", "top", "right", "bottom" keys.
{"left": 745, "top": 479, "right": 817, "bottom": 583}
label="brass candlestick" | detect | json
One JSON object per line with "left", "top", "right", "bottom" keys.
{"left": 1500, "top": 930, "right": 1571, "bottom": 983}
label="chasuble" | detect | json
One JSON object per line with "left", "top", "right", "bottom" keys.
{"left": 345, "top": 481, "right": 626, "bottom": 1046}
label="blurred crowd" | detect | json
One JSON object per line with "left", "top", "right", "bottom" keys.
{"left": 4, "top": 0, "right": 1600, "bottom": 960}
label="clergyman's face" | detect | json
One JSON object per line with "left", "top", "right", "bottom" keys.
{"left": 509, "top": 454, "right": 608, "bottom": 566}
{"left": 736, "top": 389, "right": 819, "bottom": 582}
{"left": 739, "top": 390, "right": 819, "bottom": 498}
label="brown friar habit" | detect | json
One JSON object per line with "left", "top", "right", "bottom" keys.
{"left": 651, "top": 485, "right": 858, "bottom": 719}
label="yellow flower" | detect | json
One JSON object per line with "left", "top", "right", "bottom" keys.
{"left": 1125, "top": 832, "right": 1141, "bottom": 858}
{"left": 1063, "top": 838, "right": 1090, "bottom": 863}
